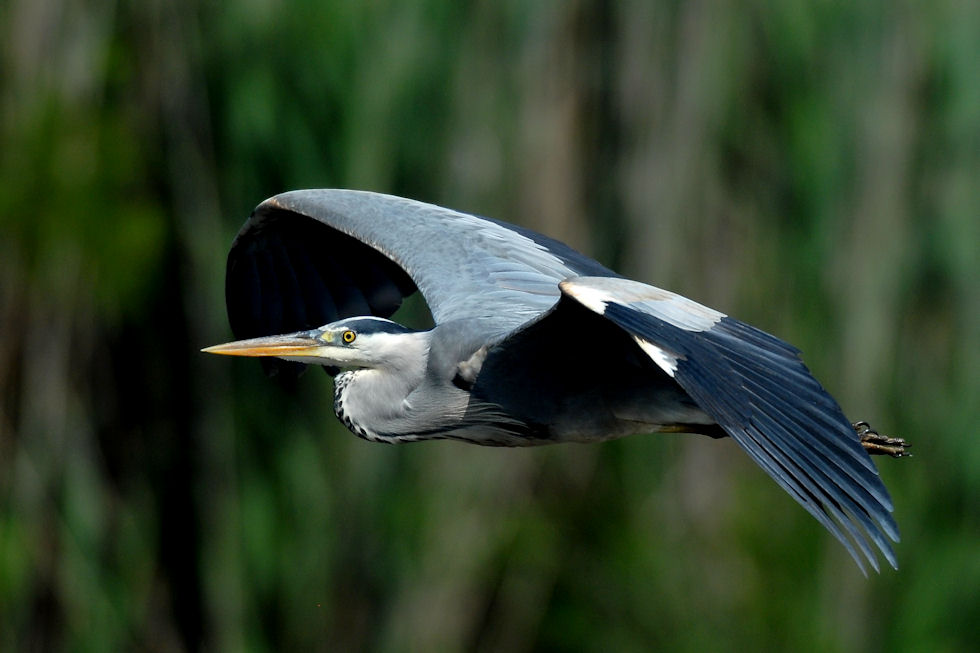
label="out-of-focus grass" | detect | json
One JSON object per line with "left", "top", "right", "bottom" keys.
{"left": 1, "top": 1, "right": 977, "bottom": 651}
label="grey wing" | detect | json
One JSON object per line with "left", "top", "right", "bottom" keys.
{"left": 225, "top": 190, "right": 617, "bottom": 352}
{"left": 560, "top": 276, "right": 898, "bottom": 573}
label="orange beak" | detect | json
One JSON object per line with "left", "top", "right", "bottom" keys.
{"left": 202, "top": 330, "right": 328, "bottom": 358}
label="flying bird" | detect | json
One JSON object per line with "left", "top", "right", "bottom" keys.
{"left": 204, "top": 190, "right": 908, "bottom": 572}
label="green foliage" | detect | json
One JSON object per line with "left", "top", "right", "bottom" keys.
{"left": 1, "top": 1, "right": 977, "bottom": 651}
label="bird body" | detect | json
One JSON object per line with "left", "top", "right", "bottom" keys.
{"left": 205, "top": 189, "right": 908, "bottom": 572}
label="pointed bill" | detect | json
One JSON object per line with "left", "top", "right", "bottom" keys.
{"left": 202, "top": 331, "right": 326, "bottom": 358}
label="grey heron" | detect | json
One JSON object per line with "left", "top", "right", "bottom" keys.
{"left": 204, "top": 189, "right": 908, "bottom": 573}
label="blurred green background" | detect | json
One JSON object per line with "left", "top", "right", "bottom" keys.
{"left": 1, "top": 1, "right": 978, "bottom": 651}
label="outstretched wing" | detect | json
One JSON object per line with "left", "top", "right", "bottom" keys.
{"left": 226, "top": 190, "right": 616, "bottom": 350}
{"left": 560, "top": 276, "right": 899, "bottom": 573}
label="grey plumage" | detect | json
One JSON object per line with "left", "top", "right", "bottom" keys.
{"left": 205, "top": 189, "right": 907, "bottom": 573}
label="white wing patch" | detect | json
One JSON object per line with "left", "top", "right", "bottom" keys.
{"left": 559, "top": 279, "right": 613, "bottom": 315}
{"left": 632, "top": 336, "right": 681, "bottom": 377}
{"left": 559, "top": 277, "right": 726, "bottom": 332}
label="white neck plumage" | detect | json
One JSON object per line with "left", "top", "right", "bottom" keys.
{"left": 332, "top": 331, "right": 434, "bottom": 442}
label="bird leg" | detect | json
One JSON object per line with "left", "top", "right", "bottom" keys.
{"left": 853, "top": 421, "right": 911, "bottom": 457}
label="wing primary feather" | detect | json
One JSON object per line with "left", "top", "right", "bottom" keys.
{"left": 743, "top": 385, "right": 896, "bottom": 517}
{"left": 718, "top": 350, "right": 879, "bottom": 475}
{"left": 631, "top": 308, "right": 879, "bottom": 477}
{"left": 573, "top": 286, "right": 897, "bottom": 571}
{"left": 677, "top": 346, "right": 893, "bottom": 570}
{"left": 309, "top": 247, "right": 372, "bottom": 318}
{"left": 352, "top": 257, "right": 409, "bottom": 317}
{"left": 282, "top": 240, "right": 339, "bottom": 328}
{"left": 748, "top": 411, "right": 897, "bottom": 562}
{"left": 679, "top": 356, "right": 893, "bottom": 570}
{"left": 742, "top": 424, "right": 881, "bottom": 573}
{"left": 267, "top": 233, "right": 310, "bottom": 331}
{"left": 715, "top": 318, "right": 802, "bottom": 356}
{"left": 709, "top": 330, "right": 841, "bottom": 410}
{"left": 736, "top": 424, "right": 871, "bottom": 574}
{"left": 254, "top": 248, "right": 285, "bottom": 335}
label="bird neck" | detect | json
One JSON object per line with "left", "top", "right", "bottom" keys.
{"left": 332, "top": 331, "right": 433, "bottom": 442}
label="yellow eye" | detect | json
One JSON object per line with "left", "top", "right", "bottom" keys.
{"left": 342, "top": 330, "right": 356, "bottom": 344}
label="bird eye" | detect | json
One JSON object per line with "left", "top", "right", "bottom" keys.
{"left": 342, "top": 330, "right": 356, "bottom": 343}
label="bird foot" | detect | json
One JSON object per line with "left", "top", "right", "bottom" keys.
{"left": 853, "top": 421, "right": 911, "bottom": 457}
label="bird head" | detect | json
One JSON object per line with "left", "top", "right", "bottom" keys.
{"left": 203, "top": 316, "right": 422, "bottom": 370}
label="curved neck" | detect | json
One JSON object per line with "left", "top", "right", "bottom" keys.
{"left": 333, "top": 331, "right": 438, "bottom": 441}
{"left": 331, "top": 328, "right": 527, "bottom": 444}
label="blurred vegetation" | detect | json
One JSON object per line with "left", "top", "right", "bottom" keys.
{"left": 1, "top": 0, "right": 978, "bottom": 651}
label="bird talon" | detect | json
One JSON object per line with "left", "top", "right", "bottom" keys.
{"left": 853, "top": 421, "right": 911, "bottom": 458}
